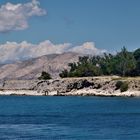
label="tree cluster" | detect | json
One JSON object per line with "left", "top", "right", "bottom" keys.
{"left": 59, "top": 47, "right": 140, "bottom": 78}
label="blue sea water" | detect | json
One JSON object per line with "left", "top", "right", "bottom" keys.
{"left": 0, "top": 96, "right": 140, "bottom": 140}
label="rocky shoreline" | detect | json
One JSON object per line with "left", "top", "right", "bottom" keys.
{"left": 0, "top": 76, "right": 139, "bottom": 97}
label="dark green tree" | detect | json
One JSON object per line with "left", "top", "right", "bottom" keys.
{"left": 59, "top": 69, "right": 69, "bottom": 78}
{"left": 115, "top": 47, "right": 136, "bottom": 76}
{"left": 134, "top": 48, "right": 140, "bottom": 75}
{"left": 99, "top": 53, "right": 116, "bottom": 75}
{"left": 38, "top": 71, "right": 52, "bottom": 80}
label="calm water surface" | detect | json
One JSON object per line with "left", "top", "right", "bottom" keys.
{"left": 0, "top": 96, "right": 140, "bottom": 140}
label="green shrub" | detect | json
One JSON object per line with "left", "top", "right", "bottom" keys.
{"left": 38, "top": 71, "right": 52, "bottom": 80}
{"left": 115, "top": 81, "right": 123, "bottom": 90}
{"left": 59, "top": 69, "right": 68, "bottom": 78}
{"left": 115, "top": 81, "right": 128, "bottom": 92}
{"left": 120, "top": 82, "right": 128, "bottom": 92}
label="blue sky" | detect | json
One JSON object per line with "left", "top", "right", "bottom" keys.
{"left": 0, "top": 0, "right": 140, "bottom": 63}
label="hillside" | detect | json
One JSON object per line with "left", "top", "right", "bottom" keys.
{"left": 0, "top": 52, "right": 80, "bottom": 80}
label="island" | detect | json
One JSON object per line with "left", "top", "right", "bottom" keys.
{"left": 0, "top": 47, "right": 139, "bottom": 97}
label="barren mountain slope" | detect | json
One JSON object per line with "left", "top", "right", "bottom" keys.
{"left": 0, "top": 52, "right": 80, "bottom": 80}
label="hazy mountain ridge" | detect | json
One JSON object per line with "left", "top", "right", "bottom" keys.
{"left": 0, "top": 52, "right": 81, "bottom": 80}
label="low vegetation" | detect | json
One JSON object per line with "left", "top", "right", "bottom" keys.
{"left": 38, "top": 71, "right": 52, "bottom": 80}
{"left": 120, "top": 82, "right": 129, "bottom": 92}
{"left": 115, "top": 81, "right": 129, "bottom": 92}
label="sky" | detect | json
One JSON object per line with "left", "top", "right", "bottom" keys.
{"left": 0, "top": 0, "right": 140, "bottom": 63}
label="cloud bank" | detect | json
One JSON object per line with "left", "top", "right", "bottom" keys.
{"left": 0, "top": 0, "right": 46, "bottom": 32}
{"left": 0, "top": 40, "right": 106, "bottom": 63}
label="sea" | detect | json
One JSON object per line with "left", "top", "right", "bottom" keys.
{"left": 0, "top": 96, "right": 140, "bottom": 140}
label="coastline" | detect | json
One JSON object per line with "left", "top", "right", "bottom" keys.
{"left": 0, "top": 76, "right": 139, "bottom": 97}
{"left": 0, "top": 89, "right": 139, "bottom": 97}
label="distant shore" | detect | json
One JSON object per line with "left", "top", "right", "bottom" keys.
{"left": 0, "top": 76, "right": 139, "bottom": 97}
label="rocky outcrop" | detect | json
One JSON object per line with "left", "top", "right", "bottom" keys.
{"left": 0, "top": 76, "right": 139, "bottom": 96}
{"left": 0, "top": 80, "right": 38, "bottom": 90}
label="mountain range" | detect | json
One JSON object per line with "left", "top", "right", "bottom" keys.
{"left": 0, "top": 52, "right": 81, "bottom": 80}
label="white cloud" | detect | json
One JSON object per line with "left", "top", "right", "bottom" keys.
{"left": 70, "top": 42, "right": 106, "bottom": 55}
{"left": 0, "top": 0, "right": 46, "bottom": 32}
{"left": 0, "top": 40, "right": 106, "bottom": 63}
